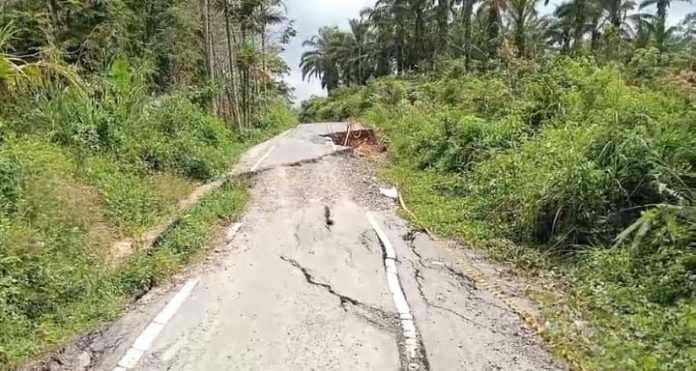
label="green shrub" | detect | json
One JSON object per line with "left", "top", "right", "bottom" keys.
{"left": 0, "top": 156, "right": 22, "bottom": 215}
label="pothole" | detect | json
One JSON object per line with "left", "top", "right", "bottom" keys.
{"left": 324, "top": 205, "right": 334, "bottom": 230}
{"left": 324, "top": 125, "right": 385, "bottom": 156}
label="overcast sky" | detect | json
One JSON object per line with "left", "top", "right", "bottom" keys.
{"left": 282, "top": 0, "right": 695, "bottom": 103}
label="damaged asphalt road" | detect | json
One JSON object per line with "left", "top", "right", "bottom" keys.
{"left": 71, "top": 123, "right": 561, "bottom": 371}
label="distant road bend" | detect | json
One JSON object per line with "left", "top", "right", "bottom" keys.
{"left": 65, "top": 123, "right": 561, "bottom": 371}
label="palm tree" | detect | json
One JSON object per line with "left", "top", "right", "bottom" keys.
{"left": 604, "top": 0, "right": 637, "bottom": 32}
{"left": 628, "top": 11, "right": 656, "bottom": 48}
{"left": 547, "top": 10, "right": 574, "bottom": 52}
{"left": 553, "top": 0, "right": 589, "bottom": 50}
{"left": 571, "top": 0, "right": 587, "bottom": 47}
{"left": 434, "top": 0, "right": 453, "bottom": 55}
{"left": 587, "top": 1, "right": 606, "bottom": 50}
{"left": 373, "top": 0, "right": 411, "bottom": 73}
{"left": 478, "top": 0, "right": 507, "bottom": 58}
{"left": 600, "top": 0, "right": 637, "bottom": 58}
{"left": 362, "top": 6, "right": 394, "bottom": 76}
{"left": 640, "top": 0, "right": 692, "bottom": 51}
{"left": 506, "top": 0, "right": 542, "bottom": 57}
{"left": 344, "top": 18, "right": 376, "bottom": 85}
{"left": 255, "top": 0, "right": 287, "bottom": 101}
{"left": 300, "top": 27, "right": 342, "bottom": 93}
{"left": 459, "top": 0, "right": 479, "bottom": 70}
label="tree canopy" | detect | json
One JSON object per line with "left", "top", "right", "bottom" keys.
{"left": 300, "top": 0, "right": 695, "bottom": 91}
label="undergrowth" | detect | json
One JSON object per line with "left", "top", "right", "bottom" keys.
{"left": 301, "top": 56, "right": 696, "bottom": 370}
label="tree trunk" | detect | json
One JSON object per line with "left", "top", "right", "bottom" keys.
{"left": 200, "top": 0, "right": 217, "bottom": 113}
{"left": 573, "top": 0, "right": 585, "bottom": 49}
{"left": 47, "top": 0, "right": 61, "bottom": 35}
{"left": 240, "top": 29, "right": 249, "bottom": 129}
{"left": 210, "top": 20, "right": 223, "bottom": 116}
{"left": 437, "top": 0, "right": 450, "bottom": 55}
{"left": 487, "top": 6, "right": 501, "bottom": 59}
{"left": 463, "top": 0, "right": 473, "bottom": 71}
{"left": 515, "top": 14, "right": 525, "bottom": 57}
{"left": 261, "top": 23, "right": 268, "bottom": 106}
{"left": 590, "top": 17, "right": 600, "bottom": 50}
{"left": 223, "top": 0, "right": 243, "bottom": 131}
{"left": 656, "top": 0, "right": 668, "bottom": 52}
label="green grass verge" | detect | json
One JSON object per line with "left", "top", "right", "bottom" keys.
{"left": 0, "top": 180, "right": 248, "bottom": 368}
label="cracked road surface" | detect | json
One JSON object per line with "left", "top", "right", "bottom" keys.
{"left": 88, "top": 123, "right": 561, "bottom": 371}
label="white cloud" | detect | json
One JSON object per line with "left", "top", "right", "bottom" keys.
{"left": 282, "top": 0, "right": 695, "bottom": 104}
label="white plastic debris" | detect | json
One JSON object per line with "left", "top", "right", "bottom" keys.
{"left": 379, "top": 187, "right": 399, "bottom": 200}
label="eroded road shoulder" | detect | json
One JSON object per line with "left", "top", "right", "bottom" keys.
{"left": 77, "top": 124, "right": 560, "bottom": 371}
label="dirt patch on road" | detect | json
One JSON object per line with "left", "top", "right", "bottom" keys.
{"left": 326, "top": 127, "right": 386, "bottom": 157}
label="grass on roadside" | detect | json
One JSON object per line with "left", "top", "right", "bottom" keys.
{"left": 0, "top": 180, "right": 249, "bottom": 368}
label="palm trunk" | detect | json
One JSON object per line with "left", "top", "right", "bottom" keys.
{"left": 656, "top": 0, "right": 667, "bottom": 52}
{"left": 437, "top": 0, "right": 450, "bottom": 55}
{"left": 487, "top": 6, "right": 501, "bottom": 59}
{"left": 463, "top": 0, "right": 473, "bottom": 71}
{"left": 261, "top": 23, "right": 268, "bottom": 106}
{"left": 573, "top": 0, "right": 585, "bottom": 49}
{"left": 241, "top": 29, "right": 249, "bottom": 129}
{"left": 210, "top": 22, "right": 224, "bottom": 115}
{"left": 200, "top": 0, "right": 217, "bottom": 113}
{"left": 414, "top": 9, "right": 425, "bottom": 69}
{"left": 223, "top": 0, "right": 242, "bottom": 131}
{"left": 515, "top": 14, "right": 525, "bottom": 57}
{"left": 590, "top": 17, "right": 600, "bottom": 50}
{"left": 47, "top": 0, "right": 61, "bottom": 34}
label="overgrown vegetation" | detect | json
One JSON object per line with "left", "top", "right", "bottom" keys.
{"left": 299, "top": 1, "right": 696, "bottom": 369}
{"left": 0, "top": 0, "right": 295, "bottom": 367}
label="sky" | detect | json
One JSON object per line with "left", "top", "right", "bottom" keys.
{"left": 282, "top": 0, "right": 695, "bottom": 104}
{"left": 282, "top": 0, "right": 374, "bottom": 103}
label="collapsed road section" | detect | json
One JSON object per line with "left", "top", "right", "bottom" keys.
{"left": 40, "top": 123, "right": 561, "bottom": 371}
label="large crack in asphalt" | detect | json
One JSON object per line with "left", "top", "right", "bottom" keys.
{"left": 279, "top": 255, "right": 398, "bottom": 333}
{"left": 359, "top": 230, "right": 377, "bottom": 253}
{"left": 409, "top": 260, "right": 495, "bottom": 331}
{"left": 404, "top": 233, "right": 499, "bottom": 333}
{"left": 403, "top": 231, "right": 477, "bottom": 289}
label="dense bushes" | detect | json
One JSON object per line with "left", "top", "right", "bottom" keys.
{"left": 300, "top": 56, "right": 695, "bottom": 369}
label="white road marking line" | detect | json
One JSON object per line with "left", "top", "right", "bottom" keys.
{"left": 225, "top": 222, "right": 243, "bottom": 244}
{"left": 114, "top": 278, "right": 200, "bottom": 370}
{"left": 367, "top": 213, "right": 397, "bottom": 259}
{"left": 367, "top": 213, "right": 420, "bottom": 361}
{"left": 248, "top": 126, "right": 298, "bottom": 172}
{"left": 131, "top": 322, "right": 164, "bottom": 351}
{"left": 250, "top": 144, "right": 277, "bottom": 172}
